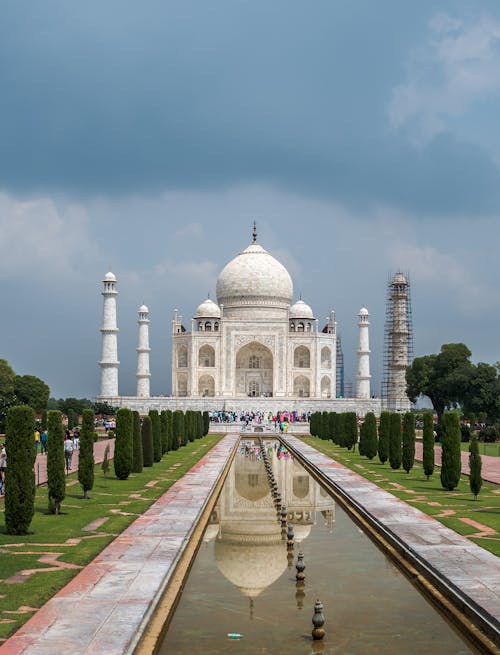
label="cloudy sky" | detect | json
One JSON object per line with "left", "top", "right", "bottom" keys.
{"left": 1, "top": 1, "right": 499, "bottom": 399}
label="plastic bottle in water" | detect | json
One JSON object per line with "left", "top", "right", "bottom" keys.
{"left": 227, "top": 633, "right": 243, "bottom": 639}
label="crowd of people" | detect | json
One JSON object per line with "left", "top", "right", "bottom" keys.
{"left": 210, "top": 410, "right": 311, "bottom": 427}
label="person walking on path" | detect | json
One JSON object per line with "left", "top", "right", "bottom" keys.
{"left": 64, "top": 436, "right": 74, "bottom": 473}
{"left": 40, "top": 430, "right": 48, "bottom": 454}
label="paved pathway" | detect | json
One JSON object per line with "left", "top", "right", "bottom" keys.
{"left": 282, "top": 435, "right": 500, "bottom": 647}
{"left": 415, "top": 442, "right": 500, "bottom": 485}
{"left": 1, "top": 433, "right": 239, "bottom": 655}
{"left": 33, "top": 439, "right": 115, "bottom": 487}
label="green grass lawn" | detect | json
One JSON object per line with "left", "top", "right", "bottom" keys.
{"left": 0, "top": 434, "right": 224, "bottom": 641}
{"left": 459, "top": 441, "right": 500, "bottom": 456}
{"left": 299, "top": 437, "right": 500, "bottom": 557}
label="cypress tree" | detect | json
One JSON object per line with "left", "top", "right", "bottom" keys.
{"left": 321, "top": 411, "right": 329, "bottom": 440}
{"left": 166, "top": 410, "right": 174, "bottom": 450}
{"left": 336, "top": 413, "right": 346, "bottom": 447}
{"left": 149, "top": 409, "right": 162, "bottom": 462}
{"left": 5, "top": 405, "right": 36, "bottom": 534}
{"left": 41, "top": 410, "right": 48, "bottom": 431}
{"left": 203, "top": 411, "right": 210, "bottom": 436}
{"left": 402, "top": 412, "right": 415, "bottom": 474}
{"left": 328, "top": 412, "right": 337, "bottom": 444}
{"left": 422, "top": 411, "right": 435, "bottom": 480}
{"left": 469, "top": 436, "right": 482, "bottom": 500}
{"left": 389, "top": 412, "right": 402, "bottom": 469}
{"left": 363, "top": 412, "right": 378, "bottom": 459}
{"left": 196, "top": 411, "right": 203, "bottom": 438}
{"left": 142, "top": 416, "right": 154, "bottom": 466}
{"left": 440, "top": 411, "right": 462, "bottom": 491}
{"left": 78, "top": 409, "right": 95, "bottom": 499}
{"left": 47, "top": 409, "right": 66, "bottom": 514}
{"left": 187, "top": 410, "right": 195, "bottom": 442}
{"left": 378, "top": 411, "right": 390, "bottom": 464}
{"left": 344, "top": 412, "right": 358, "bottom": 450}
{"left": 114, "top": 408, "right": 133, "bottom": 480}
{"left": 132, "top": 411, "right": 143, "bottom": 473}
{"left": 160, "top": 410, "right": 169, "bottom": 454}
{"left": 172, "top": 410, "right": 185, "bottom": 447}
{"left": 102, "top": 444, "right": 110, "bottom": 478}
{"left": 359, "top": 418, "right": 366, "bottom": 456}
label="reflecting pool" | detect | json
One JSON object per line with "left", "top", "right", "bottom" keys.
{"left": 159, "top": 440, "right": 474, "bottom": 654}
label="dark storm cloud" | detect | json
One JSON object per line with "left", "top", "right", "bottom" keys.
{"left": 1, "top": 0, "right": 499, "bottom": 214}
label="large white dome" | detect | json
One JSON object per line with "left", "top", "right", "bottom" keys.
{"left": 216, "top": 242, "right": 293, "bottom": 310}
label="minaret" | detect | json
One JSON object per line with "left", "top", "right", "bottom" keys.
{"left": 136, "top": 304, "right": 151, "bottom": 398}
{"left": 356, "top": 307, "right": 371, "bottom": 399}
{"left": 99, "top": 271, "right": 119, "bottom": 397}
{"left": 386, "top": 272, "right": 412, "bottom": 411}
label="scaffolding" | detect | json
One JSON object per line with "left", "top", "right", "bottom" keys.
{"left": 336, "top": 333, "right": 345, "bottom": 398}
{"left": 381, "top": 272, "right": 413, "bottom": 410}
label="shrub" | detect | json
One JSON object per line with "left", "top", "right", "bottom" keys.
{"left": 344, "top": 412, "right": 358, "bottom": 450}
{"left": 321, "top": 411, "right": 330, "bottom": 440}
{"left": 329, "top": 413, "right": 337, "bottom": 445}
{"left": 440, "top": 412, "right": 462, "bottom": 490}
{"left": 47, "top": 410, "right": 66, "bottom": 515}
{"left": 402, "top": 413, "right": 415, "bottom": 474}
{"left": 107, "top": 429, "right": 115, "bottom": 439}
{"left": 362, "top": 413, "right": 378, "bottom": 460}
{"left": 149, "top": 409, "right": 162, "bottom": 462}
{"left": 165, "top": 410, "right": 174, "bottom": 450}
{"left": 389, "top": 413, "right": 402, "bottom": 470}
{"left": 5, "top": 406, "right": 36, "bottom": 534}
{"left": 114, "top": 408, "right": 133, "bottom": 480}
{"left": 422, "top": 411, "right": 435, "bottom": 480}
{"left": 132, "top": 411, "right": 143, "bottom": 473}
{"left": 160, "top": 410, "right": 169, "bottom": 454}
{"left": 460, "top": 425, "right": 471, "bottom": 442}
{"left": 378, "top": 412, "right": 390, "bottom": 464}
{"left": 78, "top": 409, "right": 95, "bottom": 499}
{"left": 203, "top": 411, "right": 210, "bottom": 435}
{"left": 469, "top": 436, "right": 482, "bottom": 500}
{"left": 172, "top": 410, "right": 185, "bottom": 448}
{"left": 478, "top": 426, "right": 497, "bottom": 443}
{"left": 141, "top": 416, "right": 154, "bottom": 467}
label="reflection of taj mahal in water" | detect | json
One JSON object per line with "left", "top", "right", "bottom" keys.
{"left": 98, "top": 224, "right": 411, "bottom": 413}
{"left": 204, "top": 444, "right": 335, "bottom": 601}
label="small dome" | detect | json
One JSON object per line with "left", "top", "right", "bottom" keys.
{"left": 359, "top": 307, "right": 369, "bottom": 316}
{"left": 289, "top": 299, "right": 314, "bottom": 319}
{"left": 195, "top": 297, "right": 221, "bottom": 318}
{"left": 216, "top": 242, "right": 293, "bottom": 310}
{"left": 392, "top": 272, "right": 407, "bottom": 285}
{"left": 103, "top": 271, "right": 116, "bottom": 282}
{"left": 139, "top": 304, "right": 149, "bottom": 313}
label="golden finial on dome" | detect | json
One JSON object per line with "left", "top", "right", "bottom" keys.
{"left": 252, "top": 221, "right": 257, "bottom": 243}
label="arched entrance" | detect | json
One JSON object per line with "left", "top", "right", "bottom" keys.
{"left": 235, "top": 341, "right": 273, "bottom": 397}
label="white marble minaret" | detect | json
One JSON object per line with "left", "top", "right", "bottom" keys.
{"left": 99, "top": 271, "right": 119, "bottom": 397}
{"left": 388, "top": 273, "right": 411, "bottom": 411}
{"left": 136, "top": 304, "right": 151, "bottom": 398}
{"left": 356, "top": 307, "right": 371, "bottom": 399}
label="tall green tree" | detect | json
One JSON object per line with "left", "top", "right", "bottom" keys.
{"left": 378, "top": 412, "right": 390, "bottom": 464}
{"left": 4, "top": 406, "right": 36, "bottom": 534}
{"left": 344, "top": 412, "right": 358, "bottom": 450}
{"left": 406, "top": 343, "right": 473, "bottom": 423}
{"left": 336, "top": 413, "right": 346, "bottom": 447}
{"left": 440, "top": 411, "right": 462, "bottom": 491}
{"left": 468, "top": 436, "right": 482, "bottom": 500}
{"left": 362, "top": 413, "right": 378, "bottom": 459}
{"left": 321, "top": 411, "right": 330, "bottom": 440}
{"left": 173, "top": 410, "right": 185, "bottom": 448}
{"left": 328, "top": 412, "right": 337, "bottom": 445}
{"left": 166, "top": 410, "right": 174, "bottom": 450}
{"left": 132, "top": 411, "right": 143, "bottom": 473}
{"left": 160, "top": 410, "right": 169, "bottom": 454}
{"left": 203, "top": 411, "right": 210, "bottom": 436}
{"left": 114, "top": 408, "right": 133, "bottom": 480}
{"left": 149, "top": 409, "right": 162, "bottom": 462}
{"left": 463, "top": 362, "right": 500, "bottom": 423}
{"left": 13, "top": 375, "right": 50, "bottom": 414}
{"left": 402, "top": 412, "right": 415, "bottom": 474}
{"left": 47, "top": 410, "right": 66, "bottom": 514}
{"left": 422, "top": 411, "right": 435, "bottom": 480}
{"left": 78, "top": 409, "right": 95, "bottom": 499}
{"left": 389, "top": 413, "right": 402, "bottom": 470}
{"left": 141, "top": 416, "right": 154, "bottom": 466}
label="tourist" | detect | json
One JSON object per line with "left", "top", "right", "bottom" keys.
{"left": 40, "top": 430, "right": 48, "bottom": 454}
{"left": 0, "top": 445, "right": 6, "bottom": 495}
{"left": 34, "top": 429, "right": 40, "bottom": 454}
{"left": 64, "top": 436, "right": 74, "bottom": 472}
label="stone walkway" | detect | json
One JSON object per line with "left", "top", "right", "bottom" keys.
{"left": 282, "top": 435, "right": 500, "bottom": 647}
{"left": 414, "top": 442, "right": 500, "bottom": 485}
{"left": 0, "top": 433, "right": 239, "bottom": 655}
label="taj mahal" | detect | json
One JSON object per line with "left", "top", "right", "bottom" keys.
{"left": 98, "top": 225, "right": 411, "bottom": 415}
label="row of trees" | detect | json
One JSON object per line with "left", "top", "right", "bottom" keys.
{"left": 309, "top": 409, "right": 482, "bottom": 497}
{"left": 4, "top": 403, "right": 210, "bottom": 535}
{"left": 406, "top": 343, "right": 500, "bottom": 424}
{"left": 113, "top": 408, "right": 210, "bottom": 481}
{"left": 0, "top": 359, "right": 50, "bottom": 431}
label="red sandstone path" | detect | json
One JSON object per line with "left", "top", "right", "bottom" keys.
{"left": 33, "top": 439, "right": 115, "bottom": 487}
{"left": 414, "top": 442, "right": 500, "bottom": 485}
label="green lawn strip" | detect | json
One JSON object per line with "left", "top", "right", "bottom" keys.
{"left": 299, "top": 437, "right": 500, "bottom": 557}
{"left": 459, "top": 442, "right": 500, "bottom": 457}
{"left": 0, "top": 434, "right": 224, "bottom": 640}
